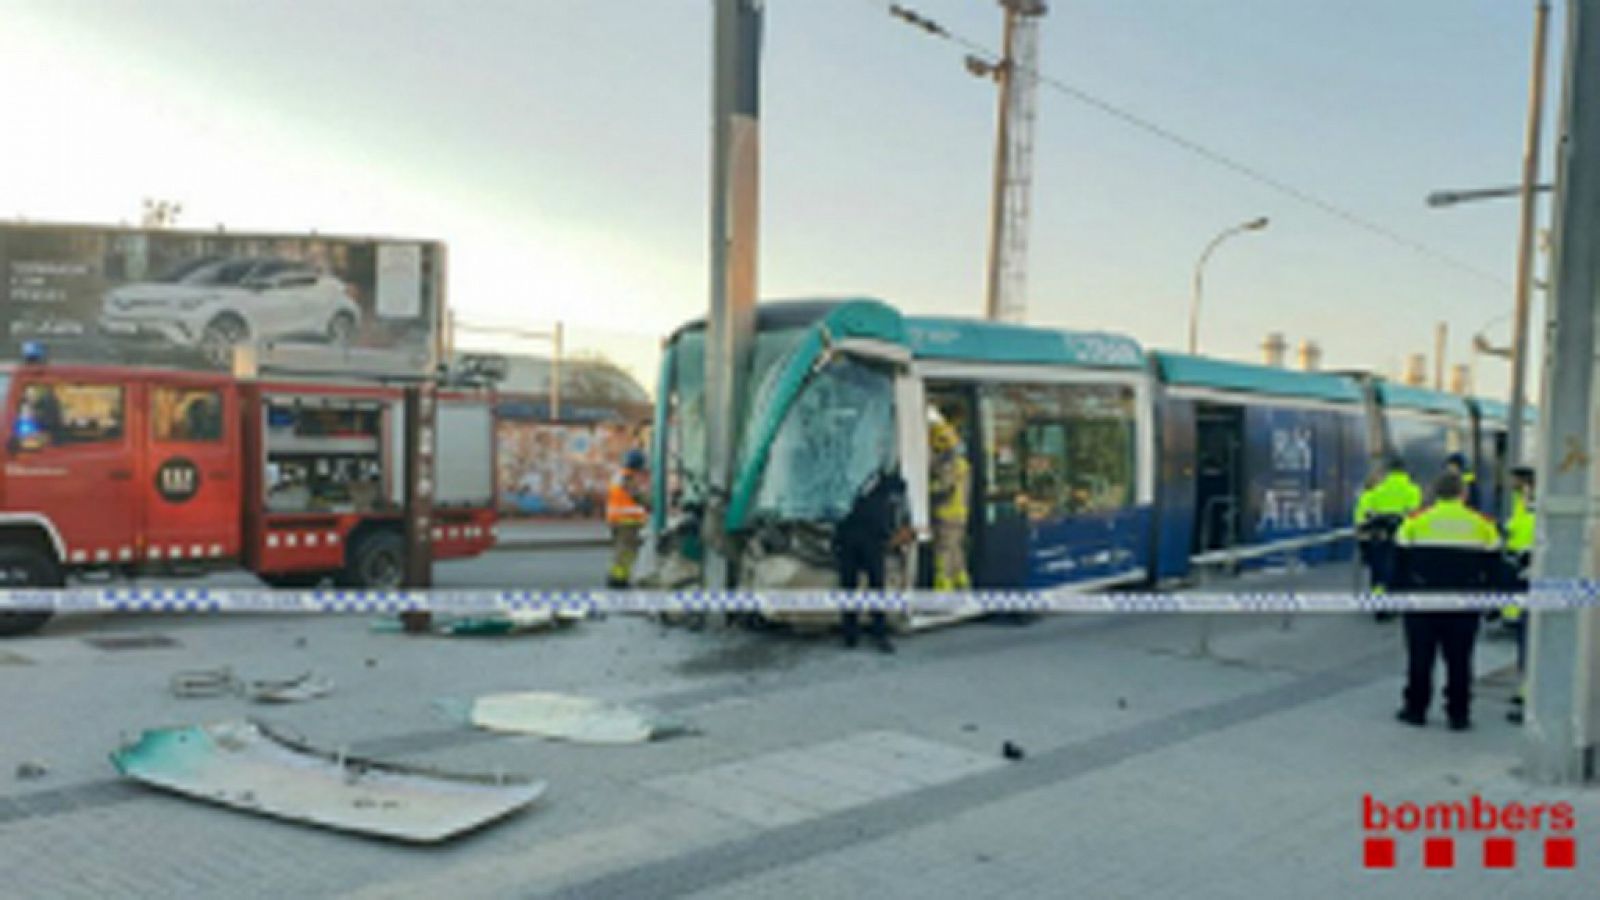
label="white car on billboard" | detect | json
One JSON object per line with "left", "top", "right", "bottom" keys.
{"left": 100, "top": 256, "right": 361, "bottom": 365}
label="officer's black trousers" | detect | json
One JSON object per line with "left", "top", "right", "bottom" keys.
{"left": 835, "top": 538, "right": 887, "bottom": 641}
{"left": 1402, "top": 612, "right": 1480, "bottom": 721}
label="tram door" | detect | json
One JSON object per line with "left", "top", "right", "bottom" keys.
{"left": 1193, "top": 403, "right": 1245, "bottom": 553}
{"left": 921, "top": 384, "right": 980, "bottom": 589}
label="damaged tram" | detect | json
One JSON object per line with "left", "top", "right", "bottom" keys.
{"left": 643, "top": 299, "right": 1520, "bottom": 628}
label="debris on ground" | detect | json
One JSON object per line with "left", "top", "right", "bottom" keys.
{"left": 370, "top": 609, "right": 588, "bottom": 637}
{"left": 469, "top": 691, "right": 691, "bottom": 744}
{"left": 111, "top": 720, "right": 545, "bottom": 842}
{"left": 1117, "top": 697, "right": 1129, "bottom": 710}
{"left": 1002, "top": 741, "right": 1026, "bottom": 761}
{"left": 244, "top": 673, "right": 335, "bottom": 704}
{"left": 441, "top": 609, "right": 586, "bottom": 636}
{"left": 171, "top": 667, "right": 238, "bottom": 698}
{"left": 170, "top": 668, "right": 335, "bottom": 704}
{"left": 15, "top": 761, "right": 48, "bottom": 781}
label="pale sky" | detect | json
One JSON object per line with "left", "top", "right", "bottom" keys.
{"left": 0, "top": 1, "right": 1560, "bottom": 397}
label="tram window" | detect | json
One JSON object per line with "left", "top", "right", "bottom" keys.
{"left": 984, "top": 383, "right": 1137, "bottom": 521}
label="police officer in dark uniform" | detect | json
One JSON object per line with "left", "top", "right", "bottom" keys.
{"left": 1393, "top": 471, "right": 1501, "bottom": 731}
{"left": 833, "top": 465, "right": 909, "bottom": 654}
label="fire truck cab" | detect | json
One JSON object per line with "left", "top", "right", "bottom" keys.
{"left": 0, "top": 352, "right": 497, "bottom": 635}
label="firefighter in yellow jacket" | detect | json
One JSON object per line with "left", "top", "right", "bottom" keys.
{"left": 1355, "top": 456, "right": 1422, "bottom": 600}
{"left": 606, "top": 450, "right": 649, "bottom": 588}
{"left": 929, "top": 419, "right": 971, "bottom": 590}
{"left": 1355, "top": 457, "right": 1421, "bottom": 622}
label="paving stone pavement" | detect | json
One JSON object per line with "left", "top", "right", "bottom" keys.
{"left": 2, "top": 559, "right": 1595, "bottom": 898}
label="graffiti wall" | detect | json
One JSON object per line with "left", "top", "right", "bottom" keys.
{"left": 496, "top": 419, "right": 643, "bottom": 518}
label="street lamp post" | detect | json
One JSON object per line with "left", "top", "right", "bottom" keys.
{"left": 1188, "top": 216, "right": 1269, "bottom": 354}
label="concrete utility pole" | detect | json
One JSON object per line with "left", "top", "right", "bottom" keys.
{"left": 1526, "top": 0, "right": 1600, "bottom": 785}
{"left": 703, "top": 0, "right": 763, "bottom": 589}
{"left": 1508, "top": 0, "right": 1553, "bottom": 482}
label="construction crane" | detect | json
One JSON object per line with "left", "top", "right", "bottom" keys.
{"left": 969, "top": 1, "right": 1047, "bottom": 323}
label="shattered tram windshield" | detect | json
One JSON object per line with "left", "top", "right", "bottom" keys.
{"left": 666, "top": 327, "right": 805, "bottom": 510}
{"left": 665, "top": 331, "right": 707, "bottom": 507}
{"left": 751, "top": 356, "right": 896, "bottom": 523}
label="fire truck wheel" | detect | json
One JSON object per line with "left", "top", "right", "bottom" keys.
{"left": 0, "top": 545, "right": 62, "bottom": 637}
{"left": 340, "top": 531, "right": 405, "bottom": 590}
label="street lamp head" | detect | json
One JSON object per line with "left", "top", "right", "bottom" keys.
{"left": 1246, "top": 216, "right": 1270, "bottom": 231}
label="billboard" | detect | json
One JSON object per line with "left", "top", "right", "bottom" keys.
{"left": 0, "top": 222, "right": 444, "bottom": 375}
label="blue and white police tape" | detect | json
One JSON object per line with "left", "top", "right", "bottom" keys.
{"left": 0, "top": 584, "right": 1596, "bottom": 615}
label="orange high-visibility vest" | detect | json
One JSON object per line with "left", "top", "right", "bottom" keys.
{"left": 606, "top": 478, "right": 647, "bottom": 525}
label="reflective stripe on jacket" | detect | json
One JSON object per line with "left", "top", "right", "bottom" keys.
{"left": 1396, "top": 499, "right": 1501, "bottom": 550}
{"left": 606, "top": 477, "right": 647, "bottom": 525}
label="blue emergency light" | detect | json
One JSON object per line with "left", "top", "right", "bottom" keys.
{"left": 20, "top": 341, "right": 45, "bottom": 364}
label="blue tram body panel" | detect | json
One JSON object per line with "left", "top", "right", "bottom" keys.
{"left": 1336, "top": 411, "right": 1369, "bottom": 557}
{"left": 1025, "top": 507, "right": 1153, "bottom": 589}
{"left": 1239, "top": 404, "right": 1363, "bottom": 567}
{"left": 1153, "top": 394, "right": 1198, "bottom": 582}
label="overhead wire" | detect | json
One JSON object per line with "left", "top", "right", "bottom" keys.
{"left": 873, "top": 1, "right": 1512, "bottom": 290}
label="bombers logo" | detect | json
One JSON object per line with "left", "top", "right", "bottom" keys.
{"left": 155, "top": 457, "right": 201, "bottom": 504}
{"left": 1362, "top": 794, "right": 1578, "bottom": 870}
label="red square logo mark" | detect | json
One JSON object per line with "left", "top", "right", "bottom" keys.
{"left": 1424, "top": 837, "right": 1455, "bottom": 869}
{"left": 1484, "top": 838, "right": 1516, "bottom": 869}
{"left": 1545, "top": 837, "right": 1577, "bottom": 869}
{"left": 1364, "top": 837, "right": 1396, "bottom": 869}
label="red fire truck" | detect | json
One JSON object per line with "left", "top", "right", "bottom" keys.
{"left": 0, "top": 353, "right": 497, "bottom": 635}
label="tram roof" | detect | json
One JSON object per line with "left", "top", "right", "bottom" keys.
{"left": 1375, "top": 382, "right": 1471, "bottom": 418}
{"left": 1153, "top": 352, "right": 1364, "bottom": 404}
{"left": 1469, "top": 397, "right": 1537, "bottom": 424}
{"left": 904, "top": 317, "right": 1144, "bottom": 369}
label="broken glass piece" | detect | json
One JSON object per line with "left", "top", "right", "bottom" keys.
{"left": 469, "top": 692, "right": 689, "bottom": 744}
{"left": 111, "top": 720, "right": 544, "bottom": 842}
